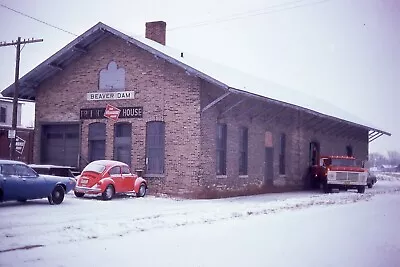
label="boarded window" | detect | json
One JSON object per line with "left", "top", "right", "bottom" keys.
{"left": 279, "top": 133, "right": 286, "bottom": 175}
{"left": 146, "top": 121, "right": 165, "bottom": 174}
{"left": 239, "top": 127, "right": 248, "bottom": 175}
{"left": 216, "top": 123, "right": 227, "bottom": 175}
{"left": 0, "top": 107, "right": 6, "bottom": 123}
{"left": 114, "top": 123, "right": 132, "bottom": 166}
{"left": 88, "top": 122, "right": 106, "bottom": 162}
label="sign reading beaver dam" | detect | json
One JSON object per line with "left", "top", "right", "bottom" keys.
{"left": 86, "top": 61, "right": 135, "bottom": 101}
{"left": 80, "top": 106, "right": 143, "bottom": 120}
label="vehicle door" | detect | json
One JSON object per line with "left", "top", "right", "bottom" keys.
{"left": 14, "top": 164, "right": 47, "bottom": 199}
{"left": 109, "top": 166, "right": 123, "bottom": 193}
{"left": 121, "top": 166, "right": 136, "bottom": 192}
{"left": 0, "top": 164, "right": 22, "bottom": 200}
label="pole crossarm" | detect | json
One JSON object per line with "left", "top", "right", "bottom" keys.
{"left": 0, "top": 38, "right": 43, "bottom": 47}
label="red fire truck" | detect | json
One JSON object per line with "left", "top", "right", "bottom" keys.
{"left": 310, "top": 155, "right": 368, "bottom": 193}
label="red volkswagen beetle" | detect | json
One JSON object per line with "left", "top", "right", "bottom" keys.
{"left": 74, "top": 160, "right": 147, "bottom": 200}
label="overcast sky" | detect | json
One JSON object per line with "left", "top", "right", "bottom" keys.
{"left": 0, "top": 0, "right": 398, "bottom": 155}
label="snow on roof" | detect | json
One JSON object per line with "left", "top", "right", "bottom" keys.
{"left": 1, "top": 22, "right": 390, "bottom": 136}
{"left": 129, "top": 27, "right": 389, "bottom": 135}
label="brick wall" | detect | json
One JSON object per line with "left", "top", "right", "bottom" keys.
{"left": 197, "top": 81, "right": 369, "bottom": 198}
{"left": 34, "top": 35, "right": 202, "bottom": 196}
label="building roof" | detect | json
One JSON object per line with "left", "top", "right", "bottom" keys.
{"left": 0, "top": 22, "right": 391, "bottom": 140}
{"left": 0, "top": 97, "right": 24, "bottom": 104}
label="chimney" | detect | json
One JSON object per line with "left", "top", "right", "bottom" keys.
{"left": 145, "top": 21, "right": 166, "bottom": 45}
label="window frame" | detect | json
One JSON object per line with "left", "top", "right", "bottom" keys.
{"left": 0, "top": 106, "right": 6, "bottom": 123}
{"left": 145, "top": 121, "right": 165, "bottom": 175}
{"left": 113, "top": 122, "right": 132, "bottom": 166}
{"left": 239, "top": 127, "right": 248, "bottom": 175}
{"left": 216, "top": 123, "right": 227, "bottom": 176}
{"left": 88, "top": 122, "right": 106, "bottom": 162}
{"left": 279, "top": 133, "right": 286, "bottom": 175}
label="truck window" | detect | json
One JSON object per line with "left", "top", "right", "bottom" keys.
{"left": 331, "top": 159, "right": 356, "bottom": 167}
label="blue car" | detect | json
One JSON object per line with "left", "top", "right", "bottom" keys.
{"left": 0, "top": 160, "right": 76, "bottom": 205}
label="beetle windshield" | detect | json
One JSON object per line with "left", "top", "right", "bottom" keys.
{"left": 82, "top": 163, "right": 106, "bottom": 173}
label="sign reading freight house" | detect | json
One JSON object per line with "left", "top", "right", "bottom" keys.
{"left": 104, "top": 104, "right": 121, "bottom": 121}
{"left": 80, "top": 107, "right": 143, "bottom": 120}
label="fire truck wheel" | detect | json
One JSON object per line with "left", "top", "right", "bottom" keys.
{"left": 322, "top": 183, "right": 332, "bottom": 193}
{"left": 357, "top": 186, "right": 365, "bottom": 194}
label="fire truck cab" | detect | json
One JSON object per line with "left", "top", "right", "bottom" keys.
{"left": 310, "top": 155, "right": 368, "bottom": 193}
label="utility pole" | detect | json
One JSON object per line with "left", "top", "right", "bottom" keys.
{"left": 0, "top": 37, "right": 43, "bottom": 160}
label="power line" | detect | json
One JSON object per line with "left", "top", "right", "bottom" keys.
{"left": 0, "top": 3, "right": 78, "bottom": 36}
{"left": 168, "top": 0, "right": 331, "bottom": 31}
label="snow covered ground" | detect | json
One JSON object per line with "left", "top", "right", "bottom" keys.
{"left": 1, "top": 173, "right": 400, "bottom": 267}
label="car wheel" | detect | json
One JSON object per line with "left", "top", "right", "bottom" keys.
{"left": 357, "top": 185, "right": 365, "bottom": 194}
{"left": 102, "top": 185, "right": 114, "bottom": 201}
{"left": 367, "top": 183, "right": 372, "bottom": 189}
{"left": 48, "top": 185, "right": 65, "bottom": 205}
{"left": 74, "top": 191, "right": 85, "bottom": 198}
{"left": 137, "top": 183, "right": 147, "bottom": 197}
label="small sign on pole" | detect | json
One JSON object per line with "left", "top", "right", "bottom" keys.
{"left": 8, "top": 129, "right": 16, "bottom": 139}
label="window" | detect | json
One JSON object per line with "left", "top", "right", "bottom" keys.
{"left": 109, "top": 166, "right": 121, "bottom": 176}
{"left": 216, "top": 123, "right": 227, "bottom": 175}
{"left": 279, "top": 133, "right": 286, "bottom": 175}
{"left": 0, "top": 164, "right": 15, "bottom": 175}
{"left": 121, "top": 166, "right": 131, "bottom": 175}
{"left": 114, "top": 123, "right": 132, "bottom": 165}
{"left": 82, "top": 162, "right": 105, "bottom": 173}
{"left": 239, "top": 127, "right": 248, "bottom": 175}
{"left": 88, "top": 123, "right": 106, "bottom": 162}
{"left": 15, "top": 164, "right": 37, "bottom": 177}
{"left": 0, "top": 107, "right": 6, "bottom": 123}
{"left": 146, "top": 121, "right": 165, "bottom": 174}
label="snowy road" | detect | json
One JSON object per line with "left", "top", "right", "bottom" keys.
{"left": 1, "top": 173, "right": 400, "bottom": 267}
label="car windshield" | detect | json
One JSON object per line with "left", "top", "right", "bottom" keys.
{"left": 331, "top": 159, "right": 357, "bottom": 167}
{"left": 82, "top": 163, "right": 106, "bottom": 173}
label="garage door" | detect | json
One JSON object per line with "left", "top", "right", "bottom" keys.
{"left": 41, "top": 124, "right": 79, "bottom": 167}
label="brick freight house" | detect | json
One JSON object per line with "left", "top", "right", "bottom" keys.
{"left": 1, "top": 22, "right": 390, "bottom": 198}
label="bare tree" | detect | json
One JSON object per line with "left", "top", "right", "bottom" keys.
{"left": 368, "top": 152, "right": 388, "bottom": 167}
{"left": 387, "top": 151, "right": 400, "bottom": 166}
